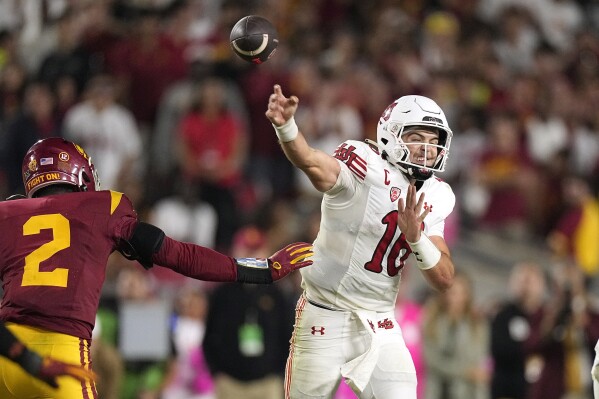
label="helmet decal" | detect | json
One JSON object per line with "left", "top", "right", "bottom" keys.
{"left": 74, "top": 143, "right": 88, "bottom": 159}
{"left": 28, "top": 158, "right": 38, "bottom": 172}
{"left": 389, "top": 122, "right": 401, "bottom": 135}
{"left": 380, "top": 101, "right": 398, "bottom": 124}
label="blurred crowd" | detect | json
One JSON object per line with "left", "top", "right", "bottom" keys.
{"left": 0, "top": 0, "right": 598, "bottom": 398}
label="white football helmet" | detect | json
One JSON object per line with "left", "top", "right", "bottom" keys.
{"left": 376, "top": 95, "right": 452, "bottom": 180}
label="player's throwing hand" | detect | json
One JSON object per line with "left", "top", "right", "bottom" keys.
{"left": 265, "top": 84, "right": 299, "bottom": 126}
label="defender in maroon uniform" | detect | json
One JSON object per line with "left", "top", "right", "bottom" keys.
{"left": 0, "top": 137, "right": 313, "bottom": 399}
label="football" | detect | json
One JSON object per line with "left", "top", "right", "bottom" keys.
{"left": 230, "top": 15, "right": 278, "bottom": 64}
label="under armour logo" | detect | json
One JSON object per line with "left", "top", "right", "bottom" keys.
{"left": 311, "top": 326, "right": 326, "bottom": 335}
{"left": 424, "top": 202, "right": 433, "bottom": 212}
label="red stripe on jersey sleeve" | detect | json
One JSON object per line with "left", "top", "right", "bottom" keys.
{"left": 333, "top": 144, "right": 367, "bottom": 180}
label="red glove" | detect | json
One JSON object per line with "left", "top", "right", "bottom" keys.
{"left": 37, "top": 357, "right": 96, "bottom": 388}
{"left": 268, "top": 242, "right": 314, "bottom": 281}
{"left": 236, "top": 242, "right": 314, "bottom": 283}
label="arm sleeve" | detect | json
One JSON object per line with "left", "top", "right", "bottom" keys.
{"left": 151, "top": 236, "right": 238, "bottom": 282}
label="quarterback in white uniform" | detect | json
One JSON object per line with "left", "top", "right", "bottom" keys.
{"left": 266, "top": 85, "right": 456, "bottom": 399}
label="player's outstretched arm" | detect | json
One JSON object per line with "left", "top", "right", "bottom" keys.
{"left": 130, "top": 222, "right": 315, "bottom": 284}
{"left": 265, "top": 84, "right": 340, "bottom": 192}
{"left": 0, "top": 322, "right": 96, "bottom": 388}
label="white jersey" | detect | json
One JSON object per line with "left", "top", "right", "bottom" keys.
{"left": 301, "top": 140, "right": 455, "bottom": 312}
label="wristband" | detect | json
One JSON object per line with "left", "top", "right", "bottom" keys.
{"left": 408, "top": 234, "right": 441, "bottom": 270}
{"left": 272, "top": 117, "right": 298, "bottom": 142}
{"left": 235, "top": 258, "right": 273, "bottom": 284}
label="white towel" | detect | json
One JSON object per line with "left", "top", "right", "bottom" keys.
{"left": 340, "top": 310, "right": 380, "bottom": 393}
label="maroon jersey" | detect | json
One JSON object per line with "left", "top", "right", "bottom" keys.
{"left": 0, "top": 190, "right": 241, "bottom": 339}
{"left": 0, "top": 190, "right": 138, "bottom": 339}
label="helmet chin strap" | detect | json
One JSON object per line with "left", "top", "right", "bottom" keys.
{"left": 365, "top": 138, "right": 379, "bottom": 148}
{"left": 395, "top": 161, "right": 432, "bottom": 182}
{"left": 395, "top": 161, "right": 410, "bottom": 175}
{"left": 405, "top": 165, "right": 433, "bottom": 181}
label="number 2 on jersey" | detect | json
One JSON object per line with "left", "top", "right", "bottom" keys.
{"left": 364, "top": 210, "right": 411, "bottom": 277}
{"left": 21, "top": 214, "right": 70, "bottom": 287}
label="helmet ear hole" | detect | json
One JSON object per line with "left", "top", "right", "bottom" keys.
{"left": 80, "top": 171, "right": 93, "bottom": 192}
{"left": 381, "top": 138, "right": 388, "bottom": 145}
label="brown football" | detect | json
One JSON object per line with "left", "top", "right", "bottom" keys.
{"left": 230, "top": 15, "right": 278, "bottom": 64}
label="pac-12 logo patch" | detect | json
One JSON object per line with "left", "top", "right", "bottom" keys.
{"left": 390, "top": 187, "right": 401, "bottom": 202}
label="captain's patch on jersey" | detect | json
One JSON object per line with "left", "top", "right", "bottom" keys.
{"left": 333, "top": 143, "right": 367, "bottom": 180}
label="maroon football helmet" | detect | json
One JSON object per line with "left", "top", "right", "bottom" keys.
{"left": 22, "top": 137, "right": 100, "bottom": 198}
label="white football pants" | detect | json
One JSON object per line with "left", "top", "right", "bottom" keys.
{"left": 285, "top": 295, "right": 417, "bottom": 399}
